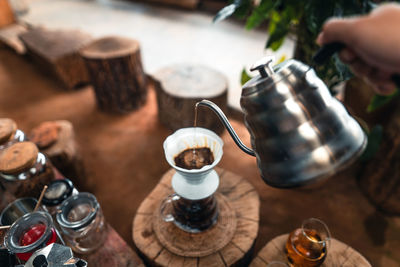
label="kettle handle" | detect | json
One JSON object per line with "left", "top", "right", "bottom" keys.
{"left": 313, "top": 42, "right": 400, "bottom": 88}
{"left": 196, "top": 100, "right": 256, "bottom": 157}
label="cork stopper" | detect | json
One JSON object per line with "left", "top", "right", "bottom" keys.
{"left": 0, "top": 142, "right": 39, "bottom": 174}
{"left": 0, "top": 118, "right": 17, "bottom": 144}
{"left": 29, "top": 121, "right": 60, "bottom": 149}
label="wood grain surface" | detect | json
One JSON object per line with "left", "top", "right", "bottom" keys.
{"left": 80, "top": 36, "right": 147, "bottom": 113}
{"left": 152, "top": 64, "right": 227, "bottom": 134}
{"left": 249, "top": 234, "right": 371, "bottom": 267}
{"left": 19, "top": 27, "right": 92, "bottom": 89}
{"left": 133, "top": 167, "right": 260, "bottom": 266}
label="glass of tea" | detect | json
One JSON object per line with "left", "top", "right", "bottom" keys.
{"left": 285, "top": 218, "right": 331, "bottom": 267}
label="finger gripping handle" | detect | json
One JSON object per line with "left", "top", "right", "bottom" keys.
{"left": 312, "top": 42, "right": 346, "bottom": 65}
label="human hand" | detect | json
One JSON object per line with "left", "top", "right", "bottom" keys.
{"left": 317, "top": 3, "right": 400, "bottom": 95}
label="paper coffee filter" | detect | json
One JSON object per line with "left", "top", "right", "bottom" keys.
{"left": 163, "top": 127, "right": 223, "bottom": 171}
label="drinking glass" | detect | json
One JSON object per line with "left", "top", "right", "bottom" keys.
{"left": 56, "top": 192, "right": 106, "bottom": 254}
{"left": 285, "top": 218, "right": 331, "bottom": 267}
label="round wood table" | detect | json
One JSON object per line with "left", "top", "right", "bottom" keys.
{"left": 249, "top": 234, "right": 371, "bottom": 267}
{"left": 133, "top": 167, "right": 260, "bottom": 266}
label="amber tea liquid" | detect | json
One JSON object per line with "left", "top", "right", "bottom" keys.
{"left": 285, "top": 228, "right": 327, "bottom": 267}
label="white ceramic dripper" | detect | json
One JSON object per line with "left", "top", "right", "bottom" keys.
{"left": 163, "top": 127, "right": 223, "bottom": 200}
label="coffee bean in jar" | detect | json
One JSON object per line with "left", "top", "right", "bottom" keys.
{"left": 0, "top": 142, "right": 54, "bottom": 198}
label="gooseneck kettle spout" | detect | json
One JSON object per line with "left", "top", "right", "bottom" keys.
{"left": 196, "top": 100, "right": 256, "bottom": 157}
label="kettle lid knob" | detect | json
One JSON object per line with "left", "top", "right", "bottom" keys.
{"left": 250, "top": 55, "right": 275, "bottom": 78}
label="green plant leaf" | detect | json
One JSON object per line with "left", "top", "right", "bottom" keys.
{"left": 265, "top": 10, "right": 289, "bottom": 50}
{"left": 213, "top": 0, "right": 249, "bottom": 23}
{"left": 367, "top": 90, "right": 399, "bottom": 113}
{"left": 359, "top": 124, "right": 383, "bottom": 162}
{"left": 213, "top": 4, "right": 237, "bottom": 23}
{"left": 245, "top": 0, "right": 275, "bottom": 30}
{"left": 234, "top": 1, "right": 252, "bottom": 19}
{"left": 241, "top": 68, "right": 252, "bottom": 85}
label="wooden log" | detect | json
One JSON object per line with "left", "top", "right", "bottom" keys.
{"left": 29, "top": 120, "right": 87, "bottom": 191}
{"left": 357, "top": 103, "right": 400, "bottom": 215}
{"left": 19, "top": 27, "right": 92, "bottom": 89}
{"left": 133, "top": 0, "right": 198, "bottom": 9}
{"left": 0, "top": 23, "right": 27, "bottom": 54}
{"left": 133, "top": 167, "right": 260, "bottom": 266}
{"left": 0, "top": 0, "right": 14, "bottom": 29}
{"left": 80, "top": 36, "right": 148, "bottom": 113}
{"left": 152, "top": 64, "right": 228, "bottom": 135}
{"left": 249, "top": 234, "right": 371, "bottom": 267}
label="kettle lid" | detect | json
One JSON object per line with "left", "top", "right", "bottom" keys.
{"left": 242, "top": 56, "right": 309, "bottom": 96}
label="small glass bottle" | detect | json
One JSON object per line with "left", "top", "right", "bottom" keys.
{"left": 0, "top": 142, "right": 55, "bottom": 198}
{"left": 42, "top": 179, "right": 78, "bottom": 218}
{"left": 56, "top": 192, "right": 107, "bottom": 254}
{"left": 4, "top": 211, "right": 58, "bottom": 262}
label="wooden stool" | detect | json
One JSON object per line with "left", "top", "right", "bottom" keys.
{"left": 0, "top": 24, "right": 27, "bottom": 54}
{"left": 249, "top": 234, "right": 371, "bottom": 267}
{"left": 19, "top": 27, "right": 92, "bottom": 89}
{"left": 80, "top": 36, "right": 148, "bottom": 113}
{"left": 133, "top": 168, "right": 259, "bottom": 266}
{"left": 29, "top": 120, "right": 86, "bottom": 190}
{"left": 152, "top": 64, "right": 228, "bottom": 135}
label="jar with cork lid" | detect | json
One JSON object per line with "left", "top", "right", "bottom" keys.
{"left": 0, "top": 118, "right": 27, "bottom": 150}
{"left": 0, "top": 142, "right": 54, "bottom": 198}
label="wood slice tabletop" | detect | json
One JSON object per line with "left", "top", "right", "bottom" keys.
{"left": 133, "top": 167, "right": 260, "bottom": 267}
{"left": 249, "top": 234, "right": 371, "bottom": 267}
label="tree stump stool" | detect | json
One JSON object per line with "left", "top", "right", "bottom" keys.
{"left": 249, "top": 234, "right": 371, "bottom": 267}
{"left": 135, "top": 0, "right": 199, "bottom": 9}
{"left": 0, "top": 24, "right": 27, "bottom": 54}
{"left": 29, "top": 120, "right": 86, "bottom": 190}
{"left": 80, "top": 36, "right": 147, "bottom": 113}
{"left": 19, "top": 27, "right": 92, "bottom": 89}
{"left": 152, "top": 64, "right": 228, "bottom": 135}
{"left": 133, "top": 167, "right": 259, "bottom": 267}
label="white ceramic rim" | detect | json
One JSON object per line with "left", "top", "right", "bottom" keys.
{"left": 163, "top": 127, "right": 223, "bottom": 173}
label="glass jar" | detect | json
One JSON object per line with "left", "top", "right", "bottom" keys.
{"left": 0, "top": 198, "right": 38, "bottom": 226}
{"left": 0, "top": 143, "right": 54, "bottom": 198}
{"left": 42, "top": 179, "right": 78, "bottom": 217}
{"left": 4, "top": 211, "right": 58, "bottom": 262}
{"left": 56, "top": 193, "right": 106, "bottom": 254}
{"left": 0, "top": 120, "right": 27, "bottom": 151}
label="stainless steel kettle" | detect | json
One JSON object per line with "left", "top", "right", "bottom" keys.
{"left": 197, "top": 56, "right": 367, "bottom": 188}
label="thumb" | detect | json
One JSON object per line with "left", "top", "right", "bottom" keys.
{"left": 317, "top": 18, "right": 357, "bottom": 46}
